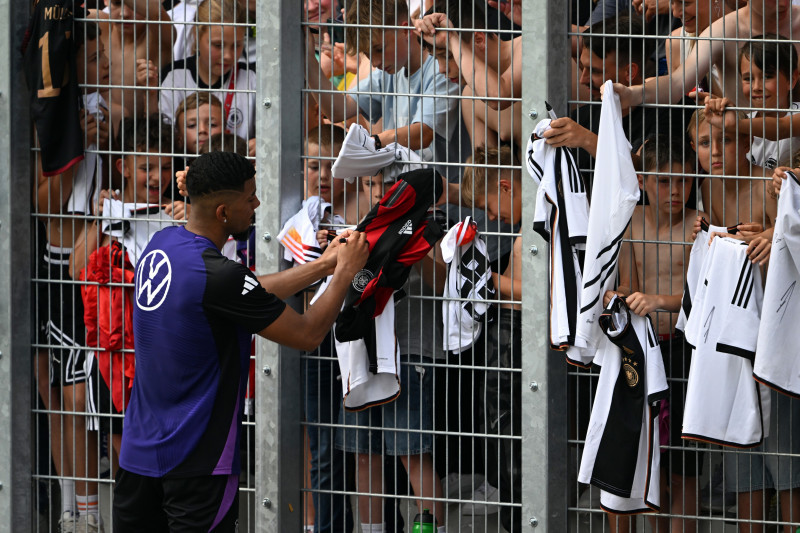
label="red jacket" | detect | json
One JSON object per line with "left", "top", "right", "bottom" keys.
{"left": 80, "top": 241, "right": 135, "bottom": 411}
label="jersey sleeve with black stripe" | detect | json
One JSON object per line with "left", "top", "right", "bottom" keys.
{"left": 527, "top": 119, "right": 590, "bottom": 352}
{"left": 676, "top": 220, "right": 737, "bottom": 335}
{"left": 754, "top": 171, "right": 800, "bottom": 397}
{"left": 567, "top": 81, "right": 640, "bottom": 366}
{"left": 22, "top": 0, "right": 83, "bottom": 176}
{"left": 682, "top": 237, "right": 770, "bottom": 448}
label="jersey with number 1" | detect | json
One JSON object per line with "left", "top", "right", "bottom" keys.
{"left": 22, "top": 0, "right": 83, "bottom": 175}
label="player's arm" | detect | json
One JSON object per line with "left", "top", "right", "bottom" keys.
{"left": 258, "top": 231, "right": 369, "bottom": 351}
{"left": 256, "top": 229, "right": 350, "bottom": 299}
{"left": 305, "top": 31, "right": 361, "bottom": 122}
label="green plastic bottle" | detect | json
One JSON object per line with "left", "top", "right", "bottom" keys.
{"left": 412, "top": 508, "right": 436, "bottom": 533}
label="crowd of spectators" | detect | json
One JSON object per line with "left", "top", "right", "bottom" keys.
{"left": 28, "top": 0, "right": 800, "bottom": 531}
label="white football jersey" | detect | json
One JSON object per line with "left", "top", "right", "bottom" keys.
{"left": 310, "top": 280, "right": 402, "bottom": 411}
{"left": 439, "top": 217, "right": 494, "bottom": 353}
{"left": 683, "top": 237, "right": 770, "bottom": 447}
{"left": 101, "top": 199, "right": 175, "bottom": 265}
{"left": 754, "top": 171, "right": 800, "bottom": 397}
{"left": 331, "top": 123, "right": 424, "bottom": 183}
{"left": 277, "top": 196, "right": 334, "bottom": 265}
{"left": 567, "top": 80, "right": 640, "bottom": 366}
{"left": 578, "top": 296, "right": 667, "bottom": 514}
{"left": 526, "top": 118, "right": 589, "bottom": 354}
{"left": 676, "top": 220, "right": 734, "bottom": 333}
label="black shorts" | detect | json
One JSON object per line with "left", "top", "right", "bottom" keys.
{"left": 36, "top": 246, "right": 87, "bottom": 386}
{"left": 85, "top": 352, "right": 125, "bottom": 434}
{"left": 113, "top": 468, "right": 239, "bottom": 533}
{"left": 661, "top": 332, "right": 704, "bottom": 478}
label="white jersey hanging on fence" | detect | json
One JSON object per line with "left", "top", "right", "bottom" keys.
{"left": 277, "top": 196, "right": 344, "bottom": 265}
{"left": 331, "top": 123, "right": 425, "bottom": 183}
{"left": 440, "top": 217, "right": 495, "bottom": 353}
{"left": 675, "top": 218, "right": 738, "bottom": 333}
{"left": 526, "top": 118, "right": 589, "bottom": 352}
{"left": 682, "top": 236, "right": 770, "bottom": 447}
{"left": 578, "top": 296, "right": 668, "bottom": 514}
{"left": 754, "top": 171, "right": 800, "bottom": 397}
{"left": 567, "top": 80, "right": 640, "bottom": 366}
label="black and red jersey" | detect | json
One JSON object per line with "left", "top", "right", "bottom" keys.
{"left": 22, "top": 0, "right": 83, "bottom": 176}
{"left": 335, "top": 168, "right": 445, "bottom": 369}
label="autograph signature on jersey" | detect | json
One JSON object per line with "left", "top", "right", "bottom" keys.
{"left": 702, "top": 307, "right": 715, "bottom": 344}
{"left": 777, "top": 281, "right": 795, "bottom": 323}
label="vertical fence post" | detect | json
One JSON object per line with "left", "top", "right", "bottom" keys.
{"left": 255, "top": 0, "right": 305, "bottom": 531}
{"left": 0, "top": 0, "right": 33, "bottom": 529}
{"left": 521, "top": 1, "right": 570, "bottom": 531}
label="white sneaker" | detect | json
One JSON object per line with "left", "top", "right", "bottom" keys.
{"left": 75, "top": 514, "right": 105, "bottom": 533}
{"left": 461, "top": 481, "right": 500, "bottom": 515}
{"left": 58, "top": 511, "right": 77, "bottom": 533}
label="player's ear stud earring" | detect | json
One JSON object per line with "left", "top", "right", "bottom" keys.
{"left": 224, "top": 218, "right": 227, "bottom": 223}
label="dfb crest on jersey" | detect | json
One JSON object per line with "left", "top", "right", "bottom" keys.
{"left": 136, "top": 250, "right": 172, "bottom": 311}
{"left": 227, "top": 108, "right": 244, "bottom": 130}
{"left": 352, "top": 269, "right": 373, "bottom": 292}
{"left": 622, "top": 357, "right": 639, "bottom": 388}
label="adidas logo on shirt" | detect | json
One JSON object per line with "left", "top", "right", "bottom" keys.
{"left": 398, "top": 220, "right": 413, "bottom": 235}
{"left": 242, "top": 276, "right": 258, "bottom": 295}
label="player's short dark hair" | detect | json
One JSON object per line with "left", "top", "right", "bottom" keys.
{"left": 582, "top": 14, "right": 654, "bottom": 74}
{"left": 186, "top": 151, "right": 256, "bottom": 198}
{"left": 639, "top": 133, "right": 694, "bottom": 174}
{"left": 116, "top": 114, "right": 173, "bottom": 155}
{"left": 739, "top": 34, "right": 798, "bottom": 87}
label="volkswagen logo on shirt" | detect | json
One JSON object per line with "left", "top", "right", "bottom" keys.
{"left": 136, "top": 249, "right": 172, "bottom": 311}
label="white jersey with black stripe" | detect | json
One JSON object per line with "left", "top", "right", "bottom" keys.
{"left": 676, "top": 220, "right": 733, "bottom": 334}
{"left": 683, "top": 237, "right": 770, "bottom": 447}
{"left": 526, "top": 118, "right": 589, "bottom": 353}
{"left": 578, "top": 296, "right": 668, "bottom": 514}
{"left": 567, "top": 80, "right": 640, "bottom": 366}
{"left": 754, "top": 171, "right": 800, "bottom": 397}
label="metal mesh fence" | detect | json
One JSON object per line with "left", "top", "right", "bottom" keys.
{"left": 7, "top": 0, "right": 800, "bottom": 532}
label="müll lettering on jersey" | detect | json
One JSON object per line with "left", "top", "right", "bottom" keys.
{"left": 43, "top": 5, "right": 71, "bottom": 21}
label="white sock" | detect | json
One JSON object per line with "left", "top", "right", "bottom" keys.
{"left": 437, "top": 527, "right": 446, "bottom": 533}
{"left": 59, "top": 479, "right": 76, "bottom": 515}
{"left": 76, "top": 494, "right": 101, "bottom": 523}
{"left": 360, "top": 524, "right": 385, "bottom": 533}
